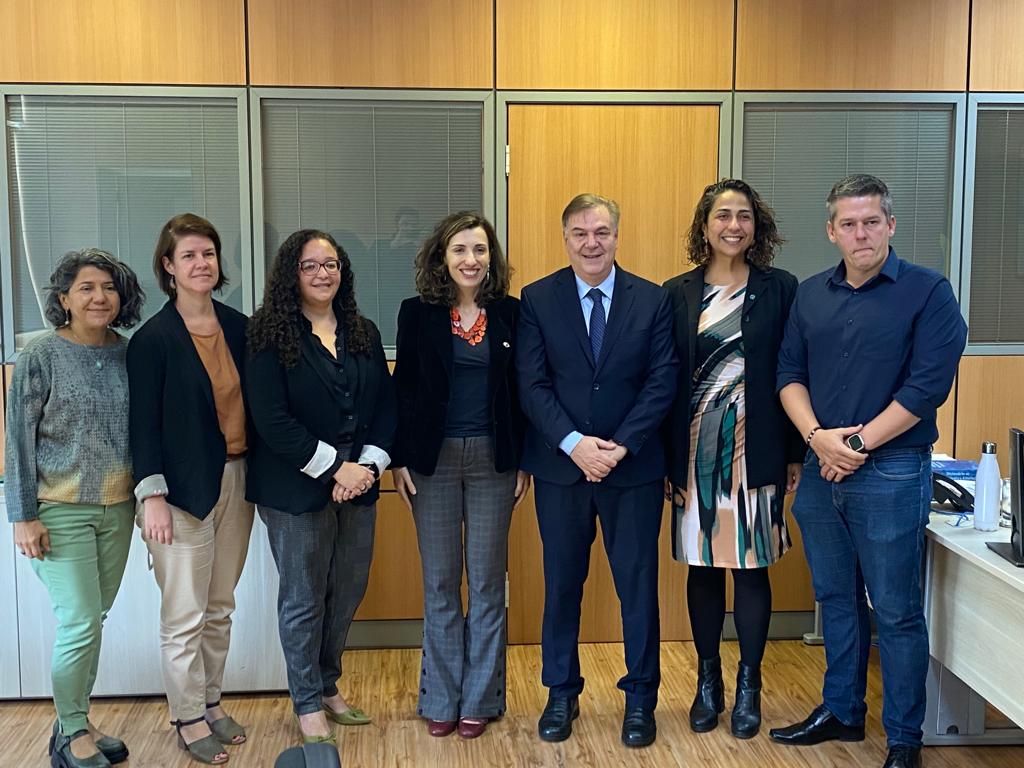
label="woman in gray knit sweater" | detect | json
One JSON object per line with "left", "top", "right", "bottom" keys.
{"left": 6, "top": 249, "right": 144, "bottom": 768}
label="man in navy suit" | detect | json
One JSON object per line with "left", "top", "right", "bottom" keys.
{"left": 517, "top": 193, "right": 678, "bottom": 748}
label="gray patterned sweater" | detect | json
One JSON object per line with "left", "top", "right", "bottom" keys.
{"left": 4, "top": 331, "right": 133, "bottom": 522}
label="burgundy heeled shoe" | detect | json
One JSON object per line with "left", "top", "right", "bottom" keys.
{"left": 457, "top": 717, "right": 489, "bottom": 739}
{"left": 426, "top": 719, "right": 457, "bottom": 737}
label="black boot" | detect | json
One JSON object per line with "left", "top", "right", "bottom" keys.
{"left": 689, "top": 657, "right": 725, "bottom": 732}
{"left": 730, "top": 662, "right": 762, "bottom": 739}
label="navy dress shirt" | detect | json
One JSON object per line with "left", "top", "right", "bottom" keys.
{"left": 776, "top": 249, "right": 967, "bottom": 450}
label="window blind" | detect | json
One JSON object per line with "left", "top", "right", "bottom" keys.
{"left": 968, "top": 108, "right": 1024, "bottom": 344}
{"left": 742, "top": 104, "right": 955, "bottom": 281}
{"left": 6, "top": 96, "right": 243, "bottom": 349}
{"left": 260, "top": 100, "right": 484, "bottom": 347}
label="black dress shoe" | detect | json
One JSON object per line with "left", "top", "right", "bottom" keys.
{"left": 621, "top": 707, "right": 656, "bottom": 748}
{"left": 690, "top": 656, "right": 725, "bottom": 732}
{"left": 882, "top": 745, "right": 922, "bottom": 768}
{"left": 730, "top": 662, "right": 761, "bottom": 739}
{"left": 769, "top": 704, "right": 865, "bottom": 746}
{"left": 538, "top": 695, "right": 579, "bottom": 742}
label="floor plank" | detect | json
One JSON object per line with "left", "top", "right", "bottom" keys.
{"left": 2, "top": 641, "right": 1022, "bottom": 767}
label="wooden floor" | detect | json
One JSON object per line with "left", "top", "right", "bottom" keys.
{"left": 3, "top": 641, "right": 1023, "bottom": 767}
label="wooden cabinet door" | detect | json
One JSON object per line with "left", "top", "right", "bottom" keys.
{"left": 505, "top": 103, "right": 719, "bottom": 643}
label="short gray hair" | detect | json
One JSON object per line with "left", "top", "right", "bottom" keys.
{"left": 561, "top": 193, "right": 621, "bottom": 231}
{"left": 826, "top": 174, "right": 894, "bottom": 221}
{"left": 45, "top": 248, "right": 145, "bottom": 328}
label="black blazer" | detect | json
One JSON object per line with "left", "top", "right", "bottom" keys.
{"left": 245, "top": 319, "right": 396, "bottom": 515}
{"left": 661, "top": 265, "right": 805, "bottom": 489}
{"left": 128, "top": 299, "right": 249, "bottom": 520}
{"left": 517, "top": 266, "right": 679, "bottom": 487}
{"left": 391, "top": 295, "right": 525, "bottom": 475}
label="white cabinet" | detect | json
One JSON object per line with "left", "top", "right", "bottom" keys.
{"left": 0, "top": 491, "right": 22, "bottom": 697}
{"left": 7, "top": 499, "right": 287, "bottom": 698}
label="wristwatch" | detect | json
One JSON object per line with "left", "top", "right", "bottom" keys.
{"left": 845, "top": 433, "right": 868, "bottom": 454}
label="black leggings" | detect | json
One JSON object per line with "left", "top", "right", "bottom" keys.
{"left": 687, "top": 565, "right": 772, "bottom": 667}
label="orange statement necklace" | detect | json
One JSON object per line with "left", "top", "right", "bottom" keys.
{"left": 451, "top": 307, "right": 487, "bottom": 345}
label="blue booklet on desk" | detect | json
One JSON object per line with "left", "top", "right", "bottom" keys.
{"left": 931, "top": 457, "right": 978, "bottom": 480}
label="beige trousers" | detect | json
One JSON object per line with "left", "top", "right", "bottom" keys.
{"left": 140, "top": 459, "right": 254, "bottom": 721}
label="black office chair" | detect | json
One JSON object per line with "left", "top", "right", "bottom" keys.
{"left": 274, "top": 743, "right": 341, "bottom": 768}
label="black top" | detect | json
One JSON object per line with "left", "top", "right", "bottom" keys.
{"left": 127, "top": 300, "right": 250, "bottom": 520}
{"left": 245, "top": 317, "right": 396, "bottom": 515}
{"left": 445, "top": 335, "right": 491, "bottom": 437}
{"left": 662, "top": 265, "right": 804, "bottom": 490}
{"left": 391, "top": 295, "right": 524, "bottom": 476}
{"left": 777, "top": 248, "right": 967, "bottom": 449}
{"left": 305, "top": 318, "right": 358, "bottom": 455}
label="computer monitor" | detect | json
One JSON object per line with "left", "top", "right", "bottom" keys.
{"left": 987, "top": 427, "right": 1024, "bottom": 567}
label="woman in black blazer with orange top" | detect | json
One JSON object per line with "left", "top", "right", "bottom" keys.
{"left": 391, "top": 212, "right": 529, "bottom": 740}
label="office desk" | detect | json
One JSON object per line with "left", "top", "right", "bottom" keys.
{"left": 924, "top": 514, "right": 1024, "bottom": 744}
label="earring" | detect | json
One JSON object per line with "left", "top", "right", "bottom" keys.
{"left": 169, "top": 275, "right": 176, "bottom": 290}
{"left": 64, "top": 308, "right": 71, "bottom": 326}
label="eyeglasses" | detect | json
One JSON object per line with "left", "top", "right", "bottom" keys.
{"left": 298, "top": 259, "right": 341, "bottom": 275}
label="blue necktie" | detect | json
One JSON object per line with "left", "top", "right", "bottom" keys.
{"left": 587, "top": 287, "right": 606, "bottom": 361}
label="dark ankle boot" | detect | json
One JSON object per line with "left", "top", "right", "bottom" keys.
{"left": 731, "top": 662, "right": 762, "bottom": 739}
{"left": 689, "top": 656, "right": 725, "bottom": 732}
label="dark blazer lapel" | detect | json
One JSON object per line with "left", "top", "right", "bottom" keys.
{"left": 487, "top": 299, "right": 513, "bottom": 401}
{"left": 426, "top": 302, "right": 454, "bottom": 383}
{"left": 162, "top": 301, "right": 217, "bottom": 418}
{"left": 553, "top": 268, "right": 595, "bottom": 367}
{"left": 680, "top": 267, "right": 705, "bottom": 375}
{"left": 594, "top": 266, "right": 634, "bottom": 375}
{"left": 743, "top": 267, "right": 768, "bottom": 322}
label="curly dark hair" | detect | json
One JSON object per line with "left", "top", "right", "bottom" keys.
{"left": 248, "top": 229, "right": 374, "bottom": 368}
{"left": 45, "top": 248, "right": 145, "bottom": 329}
{"left": 414, "top": 212, "right": 511, "bottom": 307}
{"left": 685, "top": 179, "right": 784, "bottom": 270}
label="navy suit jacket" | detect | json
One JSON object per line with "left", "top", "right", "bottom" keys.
{"left": 517, "top": 265, "right": 679, "bottom": 487}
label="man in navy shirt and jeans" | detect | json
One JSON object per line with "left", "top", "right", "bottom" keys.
{"left": 771, "top": 174, "right": 967, "bottom": 768}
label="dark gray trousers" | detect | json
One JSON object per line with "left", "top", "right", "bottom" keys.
{"left": 260, "top": 501, "right": 376, "bottom": 715}
{"left": 411, "top": 437, "right": 516, "bottom": 720}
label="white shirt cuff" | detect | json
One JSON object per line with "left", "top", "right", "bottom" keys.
{"left": 357, "top": 444, "right": 391, "bottom": 475}
{"left": 301, "top": 440, "right": 338, "bottom": 478}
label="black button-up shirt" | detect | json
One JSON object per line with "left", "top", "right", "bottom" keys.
{"left": 777, "top": 248, "right": 967, "bottom": 450}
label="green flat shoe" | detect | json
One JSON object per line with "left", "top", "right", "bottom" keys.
{"left": 294, "top": 713, "right": 338, "bottom": 746}
{"left": 323, "top": 703, "right": 372, "bottom": 726}
{"left": 208, "top": 714, "right": 247, "bottom": 745}
{"left": 49, "top": 727, "right": 113, "bottom": 768}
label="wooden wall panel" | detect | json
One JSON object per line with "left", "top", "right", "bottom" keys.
{"left": 955, "top": 356, "right": 1024, "bottom": 475}
{"left": 935, "top": 386, "right": 956, "bottom": 457}
{"left": 355, "top": 493, "right": 424, "bottom": 621}
{"left": 970, "top": 0, "right": 1024, "bottom": 91}
{"left": 0, "top": 0, "right": 245, "bottom": 84}
{"left": 247, "top": 0, "right": 492, "bottom": 88}
{"left": 507, "top": 104, "right": 720, "bottom": 291}
{"left": 496, "top": 0, "right": 733, "bottom": 90}
{"left": 736, "top": 0, "right": 970, "bottom": 91}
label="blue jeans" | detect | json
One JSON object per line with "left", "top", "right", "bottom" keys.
{"left": 792, "top": 447, "right": 931, "bottom": 748}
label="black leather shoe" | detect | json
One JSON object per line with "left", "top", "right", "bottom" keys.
{"left": 621, "top": 707, "right": 656, "bottom": 748}
{"left": 689, "top": 656, "right": 725, "bottom": 732}
{"left": 769, "top": 704, "right": 865, "bottom": 746}
{"left": 882, "top": 745, "right": 922, "bottom": 768}
{"left": 538, "top": 695, "right": 579, "bottom": 742}
{"left": 730, "top": 662, "right": 761, "bottom": 739}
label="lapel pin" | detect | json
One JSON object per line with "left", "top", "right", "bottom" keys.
{"left": 503, "top": 341, "right": 510, "bottom": 348}
{"left": 749, "top": 293, "right": 756, "bottom": 300}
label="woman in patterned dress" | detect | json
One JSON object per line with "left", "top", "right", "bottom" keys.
{"left": 663, "top": 179, "right": 805, "bottom": 739}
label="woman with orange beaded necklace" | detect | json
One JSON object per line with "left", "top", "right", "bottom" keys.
{"left": 391, "top": 211, "right": 530, "bottom": 740}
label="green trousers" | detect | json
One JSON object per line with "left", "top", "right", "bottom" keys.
{"left": 30, "top": 500, "right": 133, "bottom": 735}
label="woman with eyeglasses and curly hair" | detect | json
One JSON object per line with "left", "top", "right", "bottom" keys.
{"left": 662, "top": 179, "right": 804, "bottom": 740}
{"left": 246, "top": 229, "right": 395, "bottom": 749}
{"left": 6, "top": 249, "right": 144, "bottom": 768}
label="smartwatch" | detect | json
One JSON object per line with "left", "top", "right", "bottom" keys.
{"left": 845, "top": 433, "right": 868, "bottom": 454}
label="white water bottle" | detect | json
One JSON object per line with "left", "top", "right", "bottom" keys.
{"left": 974, "top": 442, "right": 1001, "bottom": 532}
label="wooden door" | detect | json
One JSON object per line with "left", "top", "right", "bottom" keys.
{"left": 505, "top": 103, "right": 720, "bottom": 643}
